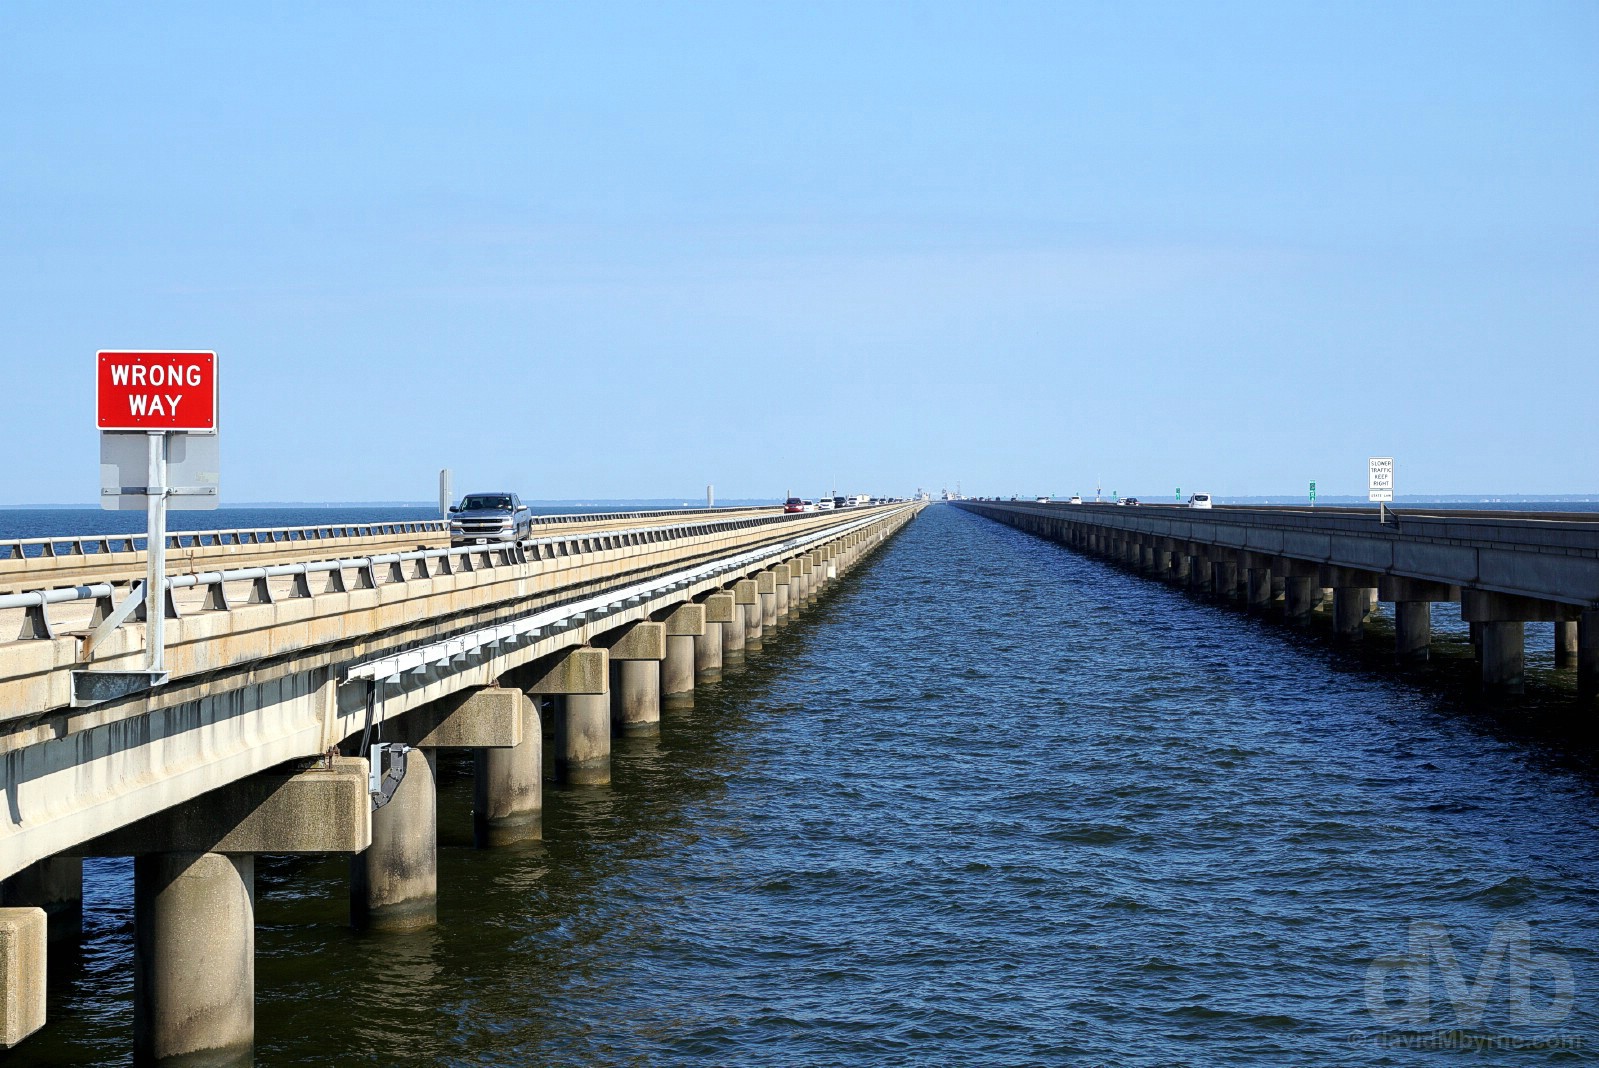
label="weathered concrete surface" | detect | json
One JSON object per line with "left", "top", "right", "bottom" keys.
{"left": 77, "top": 758, "right": 370, "bottom": 857}
{"left": 663, "top": 635, "right": 696, "bottom": 697}
{"left": 0, "top": 907, "right": 45, "bottom": 1049}
{"left": 694, "top": 622, "right": 722, "bottom": 679}
{"left": 1394, "top": 602, "right": 1433, "bottom": 662}
{"left": 600, "top": 621, "right": 666, "bottom": 662}
{"left": 134, "top": 852, "right": 253, "bottom": 1066}
{"left": 525, "top": 648, "right": 608, "bottom": 695}
{"left": 612, "top": 659, "right": 661, "bottom": 735}
{"left": 473, "top": 694, "right": 541, "bottom": 847}
{"left": 554, "top": 694, "right": 611, "bottom": 784}
{"left": 350, "top": 748, "right": 436, "bottom": 931}
{"left": 404, "top": 686, "right": 523, "bottom": 748}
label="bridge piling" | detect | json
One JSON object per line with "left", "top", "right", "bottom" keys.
{"left": 527, "top": 648, "right": 611, "bottom": 785}
{"left": 351, "top": 748, "right": 438, "bottom": 930}
{"left": 135, "top": 851, "right": 254, "bottom": 1066}
{"left": 473, "top": 694, "right": 543, "bottom": 847}
{"left": 1580, "top": 610, "right": 1598, "bottom": 700}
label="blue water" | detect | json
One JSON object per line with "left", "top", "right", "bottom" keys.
{"left": 12, "top": 504, "right": 1599, "bottom": 1064}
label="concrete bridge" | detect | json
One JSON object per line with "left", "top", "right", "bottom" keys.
{"left": 956, "top": 500, "right": 1599, "bottom": 697}
{"left": 0, "top": 501, "right": 922, "bottom": 1061}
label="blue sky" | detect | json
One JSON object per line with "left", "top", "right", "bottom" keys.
{"left": 3, "top": 1, "right": 1594, "bottom": 503}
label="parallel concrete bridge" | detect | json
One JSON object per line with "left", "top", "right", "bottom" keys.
{"left": 0, "top": 500, "right": 923, "bottom": 1061}
{"left": 957, "top": 500, "right": 1599, "bottom": 697}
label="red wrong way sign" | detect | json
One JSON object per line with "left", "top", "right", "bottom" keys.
{"left": 97, "top": 351, "right": 217, "bottom": 431}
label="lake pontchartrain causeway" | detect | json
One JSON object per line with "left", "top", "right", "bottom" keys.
{"left": 4, "top": 502, "right": 1598, "bottom": 1064}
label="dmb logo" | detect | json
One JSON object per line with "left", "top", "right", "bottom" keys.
{"left": 1364, "top": 919, "right": 1575, "bottom": 1030}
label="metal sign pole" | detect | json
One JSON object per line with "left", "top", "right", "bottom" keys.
{"left": 146, "top": 431, "right": 168, "bottom": 671}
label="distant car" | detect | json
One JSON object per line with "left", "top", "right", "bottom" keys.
{"left": 1069, "top": 495, "right": 1083, "bottom": 505}
{"left": 1188, "top": 493, "right": 1213, "bottom": 509}
{"left": 1035, "top": 496, "right": 1051, "bottom": 503}
{"left": 817, "top": 497, "right": 834, "bottom": 510}
{"left": 784, "top": 497, "right": 806, "bottom": 513}
{"left": 1123, "top": 497, "right": 1141, "bottom": 506}
{"left": 834, "top": 496, "right": 850, "bottom": 509}
{"left": 449, "top": 492, "right": 532, "bottom": 546}
{"left": 802, "top": 500, "right": 818, "bottom": 512}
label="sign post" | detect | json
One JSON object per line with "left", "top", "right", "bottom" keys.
{"left": 1368, "top": 457, "right": 1394, "bottom": 524}
{"left": 90, "top": 351, "right": 219, "bottom": 686}
{"left": 1309, "top": 480, "right": 1317, "bottom": 507}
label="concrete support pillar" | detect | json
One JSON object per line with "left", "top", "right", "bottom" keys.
{"left": 773, "top": 564, "right": 793, "bottom": 622}
{"left": 0, "top": 908, "right": 46, "bottom": 1050}
{"left": 758, "top": 571, "right": 778, "bottom": 629}
{"left": 135, "top": 852, "right": 254, "bottom": 1066}
{"left": 1189, "top": 556, "right": 1210, "bottom": 593}
{"left": 1284, "top": 576, "right": 1319, "bottom": 625}
{"left": 556, "top": 695, "right": 611, "bottom": 784}
{"left": 1212, "top": 560, "right": 1239, "bottom": 601}
{"left": 1, "top": 856, "right": 83, "bottom": 943}
{"left": 663, "top": 635, "right": 696, "bottom": 697}
{"left": 1580, "top": 609, "right": 1598, "bottom": 700}
{"left": 613, "top": 660, "right": 661, "bottom": 734}
{"left": 1154, "top": 549, "right": 1173, "bottom": 578}
{"left": 1394, "top": 602, "right": 1432, "bottom": 663}
{"left": 351, "top": 747, "right": 437, "bottom": 930}
{"left": 695, "top": 622, "right": 722, "bottom": 679}
{"left": 723, "top": 601, "right": 747, "bottom": 659}
{"left": 701, "top": 592, "right": 735, "bottom": 675}
{"left": 1169, "top": 553, "right": 1190, "bottom": 583}
{"left": 1555, "top": 621, "right": 1579, "bottom": 668}
{"left": 473, "top": 695, "right": 542, "bottom": 847}
{"left": 526, "top": 647, "right": 610, "bottom": 786}
{"left": 733, "top": 578, "right": 762, "bottom": 647}
{"left": 1481, "top": 621, "right": 1526, "bottom": 694}
{"left": 1333, "top": 588, "right": 1369, "bottom": 640}
{"left": 1246, "top": 568, "right": 1273, "bottom": 612}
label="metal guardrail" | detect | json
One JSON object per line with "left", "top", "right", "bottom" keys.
{"left": 0, "top": 520, "right": 448, "bottom": 559}
{"left": 0, "top": 506, "right": 777, "bottom": 560}
{"left": 0, "top": 506, "right": 877, "bottom": 642}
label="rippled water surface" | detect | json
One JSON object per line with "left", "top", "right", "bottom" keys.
{"left": 17, "top": 504, "right": 1599, "bottom": 1065}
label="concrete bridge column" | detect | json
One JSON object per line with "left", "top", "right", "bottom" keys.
{"left": 1282, "top": 574, "right": 1320, "bottom": 625}
{"left": 352, "top": 747, "right": 437, "bottom": 930}
{"left": 1378, "top": 578, "right": 1458, "bottom": 663}
{"left": 604, "top": 622, "right": 666, "bottom": 734}
{"left": 1246, "top": 567, "right": 1273, "bottom": 612}
{"left": 0, "top": 908, "right": 46, "bottom": 1050}
{"left": 1555, "top": 621, "right": 1578, "bottom": 668}
{"left": 1188, "top": 554, "right": 1210, "bottom": 594}
{"left": 758, "top": 571, "right": 779, "bottom": 629}
{"left": 1461, "top": 591, "right": 1563, "bottom": 694}
{"left": 662, "top": 603, "right": 705, "bottom": 701}
{"left": 136, "top": 852, "right": 255, "bottom": 1065}
{"left": 1154, "top": 548, "right": 1173, "bottom": 578}
{"left": 528, "top": 648, "right": 611, "bottom": 785}
{"left": 1168, "top": 552, "right": 1190, "bottom": 584}
{"left": 721, "top": 591, "right": 748, "bottom": 661}
{"left": 1211, "top": 559, "right": 1240, "bottom": 601}
{"left": 474, "top": 696, "right": 542, "bottom": 847}
{"left": 700, "top": 593, "right": 735, "bottom": 678}
{"left": 1321, "top": 567, "right": 1378, "bottom": 641}
{"left": 399, "top": 686, "right": 537, "bottom": 848}
{"left": 1, "top": 857, "right": 82, "bottom": 943}
{"left": 773, "top": 563, "right": 793, "bottom": 623}
{"left": 735, "top": 578, "right": 763, "bottom": 647}
{"left": 74, "top": 760, "right": 370, "bottom": 1061}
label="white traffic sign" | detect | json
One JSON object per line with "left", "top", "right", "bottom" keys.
{"left": 1368, "top": 457, "right": 1394, "bottom": 503}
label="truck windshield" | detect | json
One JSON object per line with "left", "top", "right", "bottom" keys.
{"left": 461, "top": 496, "right": 512, "bottom": 510}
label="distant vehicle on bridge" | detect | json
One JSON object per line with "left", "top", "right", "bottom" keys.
{"left": 1119, "top": 497, "right": 1140, "bottom": 506}
{"left": 817, "top": 498, "right": 835, "bottom": 510}
{"left": 1188, "top": 493, "right": 1213, "bottom": 509}
{"left": 784, "top": 497, "right": 805, "bottom": 513}
{"left": 448, "top": 492, "right": 532, "bottom": 546}
{"left": 1069, "top": 495, "right": 1083, "bottom": 505}
{"left": 1036, "top": 496, "right": 1051, "bottom": 503}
